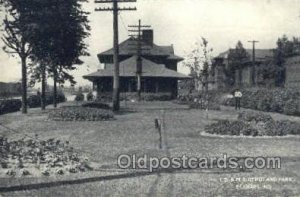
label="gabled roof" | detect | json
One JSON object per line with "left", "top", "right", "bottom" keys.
{"left": 98, "top": 37, "right": 183, "bottom": 62}
{"left": 217, "top": 49, "right": 274, "bottom": 60}
{"left": 83, "top": 56, "right": 190, "bottom": 80}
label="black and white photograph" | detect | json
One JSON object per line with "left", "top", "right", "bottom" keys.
{"left": 0, "top": 0, "right": 300, "bottom": 196}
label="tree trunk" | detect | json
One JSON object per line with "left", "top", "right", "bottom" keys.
{"left": 53, "top": 68, "right": 57, "bottom": 108}
{"left": 41, "top": 64, "right": 46, "bottom": 110}
{"left": 21, "top": 56, "right": 27, "bottom": 114}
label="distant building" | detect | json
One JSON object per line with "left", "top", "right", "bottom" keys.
{"left": 284, "top": 55, "right": 300, "bottom": 88}
{"left": 211, "top": 49, "right": 274, "bottom": 89}
{"left": 83, "top": 30, "right": 190, "bottom": 98}
{"left": 211, "top": 48, "right": 300, "bottom": 89}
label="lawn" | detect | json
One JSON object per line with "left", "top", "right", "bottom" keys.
{"left": 0, "top": 101, "right": 299, "bottom": 196}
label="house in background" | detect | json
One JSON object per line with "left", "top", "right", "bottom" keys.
{"left": 284, "top": 55, "right": 300, "bottom": 88}
{"left": 211, "top": 49, "right": 274, "bottom": 89}
{"left": 83, "top": 30, "right": 190, "bottom": 98}
{"left": 211, "top": 48, "right": 300, "bottom": 90}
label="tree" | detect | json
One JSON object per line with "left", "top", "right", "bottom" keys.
{"left": 227, "top": 41, "right": 249, "bottom": 87}
{"left": 1, "top": 0, "right": 34, "bottom": 113}
{"left": 28, "top": 0, "right": 90, "bottom": 109}
{"left": 273, "top": 35, "right": 300, "bottom": 87}
{"left": 183, "top": 37, "right": 213, "bottom": 92}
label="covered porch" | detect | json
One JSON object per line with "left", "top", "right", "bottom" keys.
{"left": 91, "top": 77, "right": 178, "bottom": 97}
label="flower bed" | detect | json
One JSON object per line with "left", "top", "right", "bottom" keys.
{"left": 0, "top": 136, "right": 93, "bottom": 177}
{"left": 222, "top": 88, "right": 300, "bottom": 116}
{"left": 82, "top": 102, "right": 111, "bottom": 110}
{"left": 0, "top": 99, "right": 22, "bottom": 115}
{"left": 48, "top": 106, "right": 114, "bottom": 121}
{"left": 205, "top": 111, "right": 300, "bottom": 136}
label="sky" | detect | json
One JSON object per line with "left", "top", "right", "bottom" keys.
{"left": 0, "top": 0, "right": 300, "bottom": 86}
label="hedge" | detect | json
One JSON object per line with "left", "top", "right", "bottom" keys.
{"left": 96, "top": 92, "right": 173, "bottom": 102}
{"left": 205, "top": 111, "right": 300, "bottom": 136}
{"left": 28, "top": 92, "right": 66, "bottom": 108}
{"left": 0, "top": 99, "right": 22, "bottom": 115}
{"left": 82, "top": 102, "right": 111, "bottom": 110}
{"left": 48, "top": 106, "right": 114, "bottom": 121}
{"left": 223, "top": 88, "right": 300, "bottom": 116}
{"left": 75, "top": 93, "right": 84, "bottom": 102}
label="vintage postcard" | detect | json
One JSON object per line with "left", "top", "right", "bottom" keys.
{"left": 0, "top": 0, "right": 299, "bottom": 196}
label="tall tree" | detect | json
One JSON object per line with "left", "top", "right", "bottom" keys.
{"left": 273, "top": 35, "right": 300, "bottom": 87}
{"left": 28, "top": 0, "right": 90, "bottom": 108}
{"left": 227, "top": 41, "right": 249, "bottom": 87}
{"left": 1, "top": 0, "right": 34, "bottom": 113}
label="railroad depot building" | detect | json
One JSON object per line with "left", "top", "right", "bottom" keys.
{"left": 83, "top": 30, "right": 190, "bottom": 98}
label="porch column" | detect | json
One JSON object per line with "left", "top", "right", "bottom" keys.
{"left": 155, "top": 80, "right": 159, "bottom": 93}
{"left": 128, "top": 80, "right": 132, "bottom": 92}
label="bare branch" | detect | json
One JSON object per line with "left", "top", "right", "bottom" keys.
{"left": 1, "top": 37, "right": 19, "bottom": 53}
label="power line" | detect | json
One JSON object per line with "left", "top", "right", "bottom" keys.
{"left": 95, "top": 0, "right": 137, "bottom": 111}
{"left": 127, "top": 19, "right": 151, "bottom": 101}
{"left": 248, "top": 40, "right": 259, "bottom": 86}
{"left": 119, "top": 13, "right": 128, "bottom": 32}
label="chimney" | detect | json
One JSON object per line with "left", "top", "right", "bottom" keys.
{"left": 142, "top": 29, "right": 153, "bottom": 46}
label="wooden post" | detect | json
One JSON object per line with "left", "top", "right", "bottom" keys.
{"left": 155, "top": 80, "right": 159, "bottom": 93}
{"left": 155, "top": 118, "right": 162, "bottom": 149}
{"left": 95, "top": 0, "right": 137, "bottom": 111}
{"left": 160, "top": 110, "right": 167, "bottom": 150}
{"left": 248, "top": 40, "right": 259, "bottom": 86}
{"left": 127, "top": 20, "right": 151, "bottom": 101}
{"left": 112, "top": 0, "right": 120, "bottom": 111}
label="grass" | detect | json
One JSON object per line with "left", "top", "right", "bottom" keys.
{"left": 0, "top": 101, "right": 299, "bottom": 196}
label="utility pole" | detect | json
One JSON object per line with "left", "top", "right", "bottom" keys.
{"left": 248, "top": 40, "right": 259, "bottom": 86}
{"left": 128, "top": 19, "right": 151, "bottom": 101}
{"left": 95, "top": 0, "right": 136, "bottom": 111}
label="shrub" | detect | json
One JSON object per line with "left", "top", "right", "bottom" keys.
{"left": 28, "top": 95, "right": 41, "bottom": 108}
{"left": 222, "top": 88, "right": 300, "bottom": 116}
{"left": 49, "top": 106, "right": 114, "bottom": 121}
{"left": 28, "top": 92, "right": 66, "bottom": 108}
{"left": 86, "top": 92, "right": 94, "bottom": 101}
{"left": 257, "top": 97, "right": 272, "bottom": 111}
{"left": 0, "top": 137, "right": 92, "bottom": 177}
{"left": 283, "top": 99, "right": 300, "bottom": 116}
{"left": 177, "top": 91, "right": 221, "bottom": 110}
{"left": 141, "top": 93, "right": 173, "bottom": 101}
{"left": 237, "top": 111, "right": 273, "bottom": 123}
{"left": 96, "top": 92, "right": 173, "bottom": 102}
{"left": 75, "top": 93, "right": 84, "bottom": 102}
{"left": 82, "top": 102, "right": 110, "bottom": 110}
{"left": 205, "top": 111, "right": 300, "bottom": 136}
{"left": 275, "top": 120, "right": 300, "bottom": 135}
{"left": 0, "top": 99, "right": 22, "bottom": 115}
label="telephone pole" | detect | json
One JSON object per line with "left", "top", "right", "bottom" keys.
{"left": 248, "top": 40, "right": 259, "bottom": 86}
{"left": 95, "top": 0, "right": 136, "bottom": 111}
{"left": 128, "top": 19, "right": 151, "bottom": 101}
